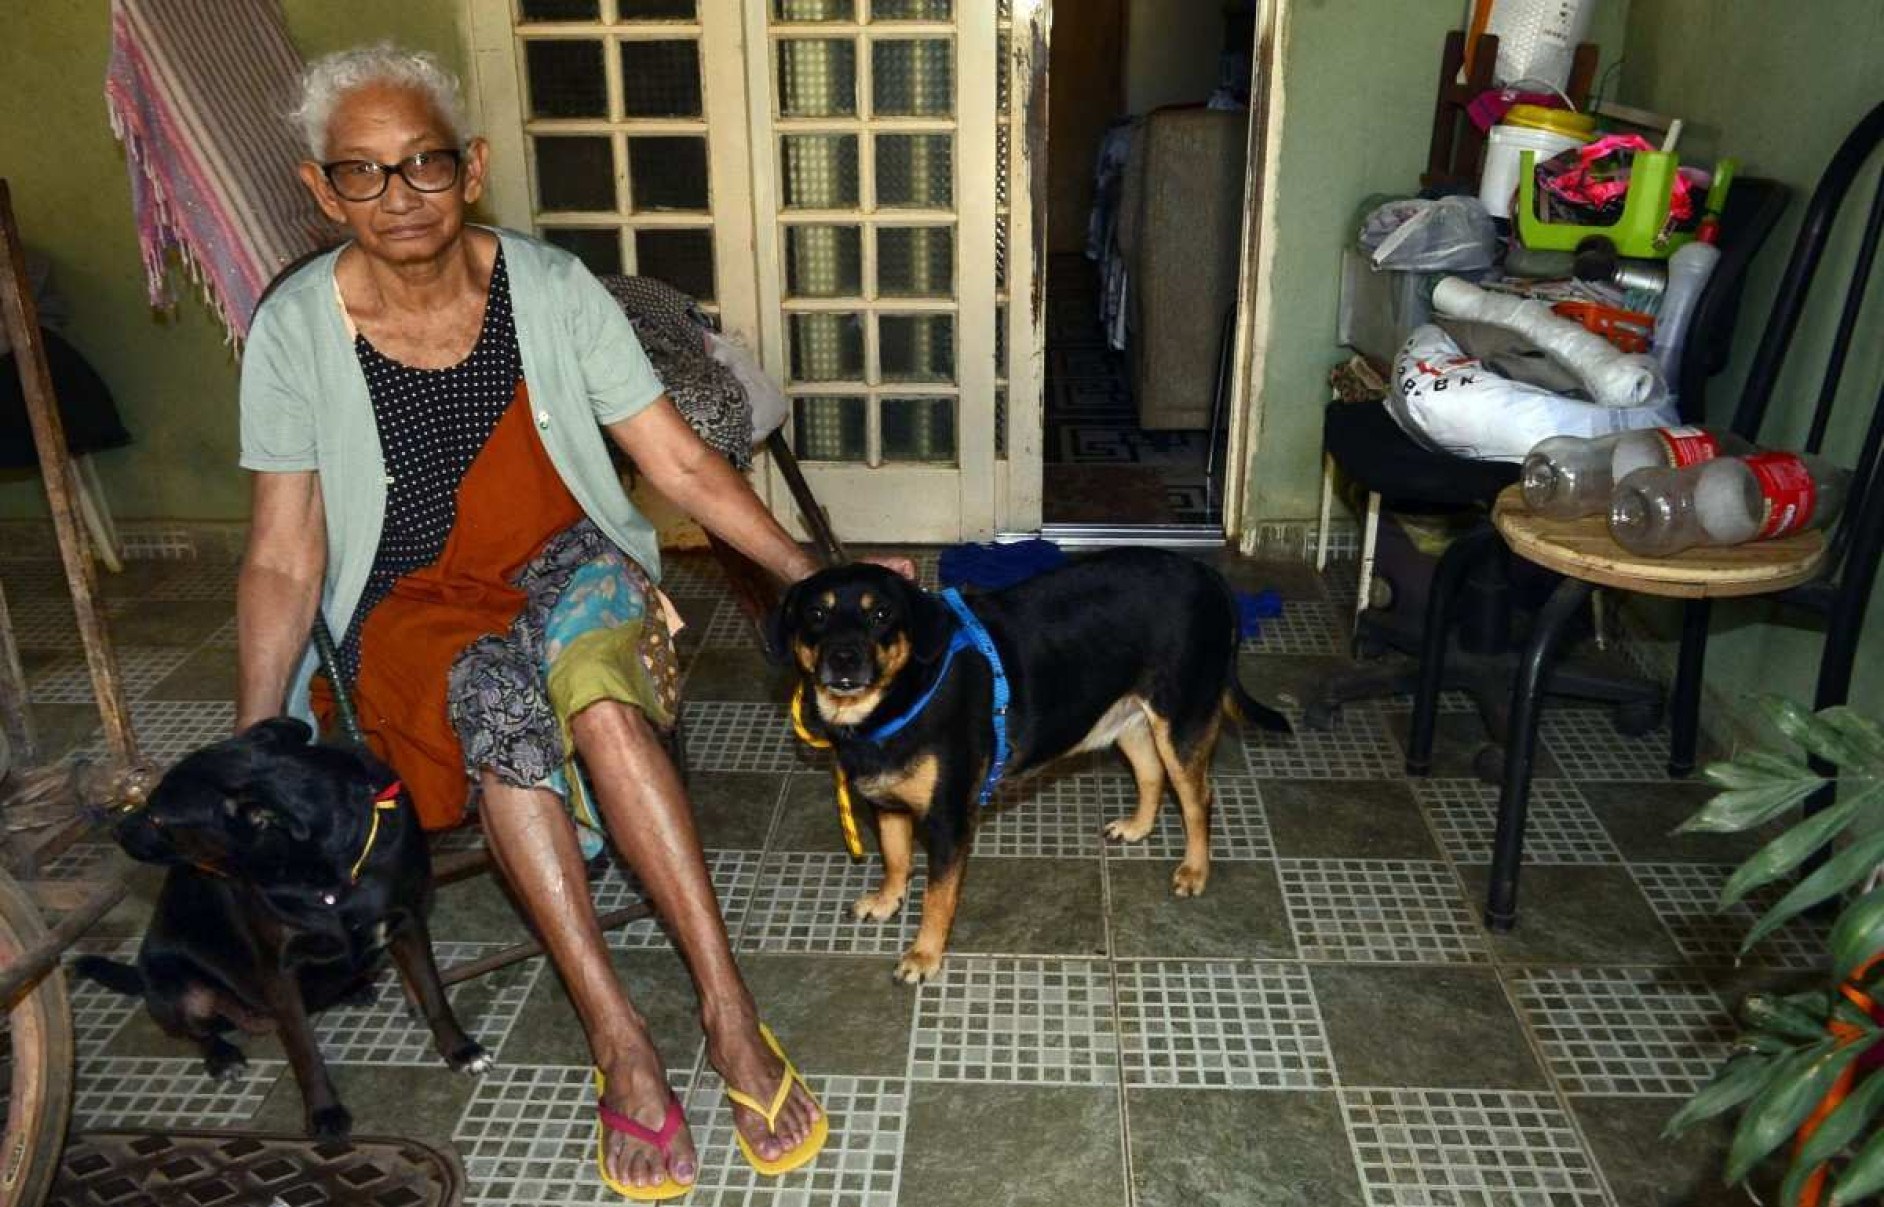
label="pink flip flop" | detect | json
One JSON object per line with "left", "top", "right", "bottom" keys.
{"left": 595, "top": 1070, "right": 693, "bottom": 1201}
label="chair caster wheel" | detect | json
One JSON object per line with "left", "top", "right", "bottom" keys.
{"left": 1472, "top": 743, "right": 1506, "bottom": 785}
{"left": 1612, "top": 700, "right": 1661, "bottom": 737}
{"left": 1303, "top": 701, "right": 1341, "bottom": 731}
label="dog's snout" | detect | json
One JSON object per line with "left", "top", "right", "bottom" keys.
{"left": 827, "top": 645, "right": 864, "bottom": 672}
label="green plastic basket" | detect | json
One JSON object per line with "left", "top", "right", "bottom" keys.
{"left": 1516, "top": 149, "right": 1737, "bottom": 260}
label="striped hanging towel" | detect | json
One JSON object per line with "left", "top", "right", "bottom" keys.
{"left": 104, "top": 0, "right": 330, "bottom": 342}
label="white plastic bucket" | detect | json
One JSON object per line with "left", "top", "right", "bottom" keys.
{"left": 1478, "top": 124, "right": 1584, "bottom": 219}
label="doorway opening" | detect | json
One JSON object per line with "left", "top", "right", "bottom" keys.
{"left": 1040, "top": 0, "right": 1258, "bottom": 537}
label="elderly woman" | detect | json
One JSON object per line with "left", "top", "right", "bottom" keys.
{"left": 236, "top": 45, "right": 827, "bottom": 1199}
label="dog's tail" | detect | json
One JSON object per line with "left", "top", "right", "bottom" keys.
{"left": 72, "top": 955, "right": 145, "bottom": 997}
{"left": 1225, "top": 673, "right": 1293, "bottom": 734}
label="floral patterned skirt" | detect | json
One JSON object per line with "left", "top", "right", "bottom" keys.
{"left": 445, "top": 520, "right": 681, "bottom": 836}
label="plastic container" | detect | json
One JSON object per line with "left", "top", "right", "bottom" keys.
{"left": 1503, "top": 104, "right": 1598, "bottom": 141}
{"left": 1480, "top": 124, "right": 1586, "bottom": 219}
{"left": 1609, "top": 453, "right": 1851, "bottom": 556}
{"left": 1517, "top": 150, "right": 1739, "bottom": 259}
{"left": 1522, "top": 426, "right": 1755, "bottom": 519}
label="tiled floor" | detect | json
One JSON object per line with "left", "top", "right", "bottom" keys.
{"left": 1043, "top": 254, "right": 1214, "bottom": 526}
{"left": 1, "top": 547, "right": 1805, "bottom": 1206}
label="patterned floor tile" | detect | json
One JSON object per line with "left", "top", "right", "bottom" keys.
{"left": 1241, "top": 705, "right": 1402, "bottom": 780}
{"left": 682, "top": 702, "right": 814, "bottom": 773}
{"left": 1339, "top": 1088, "right": 1608, "bottom": 1205}
{"left": 79, "top": 699, "right": 235, "bottom": 766}
{"left": 203, "top": 615, "right": 238, "bottom": 648}
{"left": 977, "top": 772, "right": 1117, "bottom": 858}
{"left": 7, "top": 593, "right": 80, "bottom": 650}
{"left": 312, "top": 942, "right": 545, "bottom": 1065}
{"left": 1103, "top": 777, "right": 1275, "bottom": 862}
{"left": 29, "top": 647, "right": 191, "bottom": 704}
{"left": 910, "top": 956, "right": 1117, "bottom": 1085}
{"left": 73, "top": 1056, "right": 284, "bottom": 1129}
{"left": 1276, "top": 859, "right": 1488, "bottom": 964}
{"left": 1117, "top": 960, "right": 1334, "bottom": 1090}
{"left": 146, "top": 560, "right": 241, "bottom": 601}
{"left": 1512, "top": 968, "right": 1736, "bottom": 1096}
{"left": 592, "top": 850, "right": 763, "bottom": 950}
{"left": 1629, "top": 862, "right": 1831, "bottom": 969}
{"left": 69, "top": 937, "right": 144, "bottom": 1060}
{"left": 1241, "top": 599, "right": 1343, "bottom": 656}
{"left": 1540, "top": 708, "right": 1678, "bottom": 782}
{"left": 1415, "top": 779, "right": 1622, "bottom": 866}
{"left": 658, "top": 555, "right": 725, "bottom": 596}
{"left": 738, "top": 852, "right": 925, "bottom": 957}
{"left": 701, "top": 597, "right": 760, "bottom": 649}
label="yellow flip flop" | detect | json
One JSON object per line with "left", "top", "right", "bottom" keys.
{"left": 725, "top": 1024, "right": 830, "bottom": 1176}
{"left": 595, "top": 1070, "right": 694, "bottom": 1201}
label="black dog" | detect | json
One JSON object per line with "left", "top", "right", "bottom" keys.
{"left": 772, "top": 548, "right": 1291, "bottom": 983}
{"left": 75, "top": 718, "right": 489, "bottom": 1136}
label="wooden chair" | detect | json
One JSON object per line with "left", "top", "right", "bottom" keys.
{"left": 1407, "top": 98, "right": 1884, "bottom": 930}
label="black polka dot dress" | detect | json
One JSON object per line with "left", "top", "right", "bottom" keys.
{"left": 338, "top": 250, "right": 522, "bottom": 683}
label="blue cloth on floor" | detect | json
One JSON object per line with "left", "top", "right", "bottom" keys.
{"left": 1236, "top": 588, "right": 1283, "bottom": 641}
{"left": 937, "top": 539, "right": 1067, "bottom": 591}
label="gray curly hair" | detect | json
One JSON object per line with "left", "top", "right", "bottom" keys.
{"left": 291, "top": 43, "right": 470, "bottom": 160}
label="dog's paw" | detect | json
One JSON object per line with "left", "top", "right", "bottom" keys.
{"left": 309, "top": 1104, "right": 353, "bottom": 1139}
{"left": 201, "top": 1038, "right": 248, "bottom": 1083}
{"left": 851, "top": 889, "right": 905, "bottom": 922}
{"left": 892, "top": 947, "right": 942, "bottom": 985}
{"left": 450, "top": 1041, "right": 494, "bottom": 1076}
{"left": 1103, "top": 817, "right": 1153, "bottom": 844}
{"left": 1171, "top": 862, "right": 1209, "bottom": 898}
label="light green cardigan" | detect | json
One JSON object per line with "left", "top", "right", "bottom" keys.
{"left": 239, "top": 227, "right": 666, "bottom": 719}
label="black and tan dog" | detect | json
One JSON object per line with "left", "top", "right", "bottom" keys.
{"left": 772, "top": 547, "right": 1290, "bottom": 983}
{"left": 75, "top": 718, "right": 489, "bottom": 1137}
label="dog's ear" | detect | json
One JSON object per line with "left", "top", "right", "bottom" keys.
{"left": 905, "top": 578, "right": 954, "bottom": 664}
{"left": 224, "top": 793, "right": 313, "bottom": 843}
{"left": 764, "top": 577, "right": 805, "bottom": 667}
{"left": 241, "top": 716, "right": 314, "bottom": 750}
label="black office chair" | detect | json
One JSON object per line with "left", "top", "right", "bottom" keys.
{"left": 1307, "top": 176, "right": 1793, "bottom": 767}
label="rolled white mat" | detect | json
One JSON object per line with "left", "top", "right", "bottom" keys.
{"left": 1431, "top": 277, "right": 1667, "bottom": 410}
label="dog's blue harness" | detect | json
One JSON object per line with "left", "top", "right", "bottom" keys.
{"left": 860, "top": 588, "right": 1011, "bottom": 806}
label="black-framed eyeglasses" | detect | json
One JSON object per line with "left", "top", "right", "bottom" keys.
{"left": 320, "top": 148, "right": 464, "bottom": 202}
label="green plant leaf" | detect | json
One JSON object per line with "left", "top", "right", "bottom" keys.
{"left": 1721, "top": 794, "right": 1870, "bottom": 904}
{"left": 1682, "top": 780, "right": 1832, "bottom": 836}
{"left": 1703, "top": 755, "right": 1819, "bottom": 792}
{"left": 1736, "top": 1031, "right": 1803, "bottom": 1056}
{"left": 1742, "top": 993, "right": 1838, "bottom": 1042}
{"left": 1818, "top": 706, "right": 1884, "bottom": 770}
{"left": 1744, "top": 827, "right": 1884, "bottom": 953}
{"left": 1664, "top": 1053, "right": 1778, "bottom": 1138}
{"left": 1725, "top": 1039, "right": 1861, "bottom": 1185}
{"left": 1783, "top": 1049, "right": 1884, "bottom": 1205}
{"left": 1763, "top": 697, "right": 1884, "bottom": 773}
{"left": 1832, "top": 885, "right": 1884, "bottom": 982}
{"left": 1831, "top": 1122, "right": 1884, "bottom": 1204}
{"left": 1786, "top": 990, "right": 1837, "bottom": 1015}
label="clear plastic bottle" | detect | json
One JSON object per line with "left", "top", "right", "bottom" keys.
{"left": 1521, "top": 426, "right": 1755, "bottom": 519}
{"left": 1608, "top": 452, "right": 1852, "bottom": 556}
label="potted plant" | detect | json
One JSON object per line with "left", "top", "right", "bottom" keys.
{"left": 1670, "top": 699, "right": 1884, "bottom": 1205}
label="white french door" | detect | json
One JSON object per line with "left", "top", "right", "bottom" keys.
{"left": 466, "top": 0, "right": 1045, "bottom": 542}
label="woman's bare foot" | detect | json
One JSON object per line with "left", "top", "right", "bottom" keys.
{"left": 705, "top": 1010, "right": 822, "bottom": 1162}
{"left": 598, "top": 1025, "right": 697, "bottom": 1191}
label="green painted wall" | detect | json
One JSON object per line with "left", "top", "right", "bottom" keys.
{"left": 0, "top": 1, "right": 465, "bottom": 523}
{"left": 1240, "top": 0, "right": 1630, "bottom": 524}
{"left": 1616, "top": 0, "right": 1884, "bottom": 721}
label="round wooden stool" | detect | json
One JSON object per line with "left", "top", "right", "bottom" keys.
{"left": 1473, "top": 485, "right": 1828, "bottom": 929}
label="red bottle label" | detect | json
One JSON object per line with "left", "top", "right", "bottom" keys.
{"left": 1657, "top": 426, "right": 1721, "bottom": 467}
{"left": 1746, "top": 453, "right": 1818, "bottom": 540}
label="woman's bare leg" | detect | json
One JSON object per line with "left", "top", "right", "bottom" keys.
{"left": 477, "top": 776, "right": 697, "bottom": 1190}
{"left": 569, "top": 701, "right": 821, "bottom": 1160}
